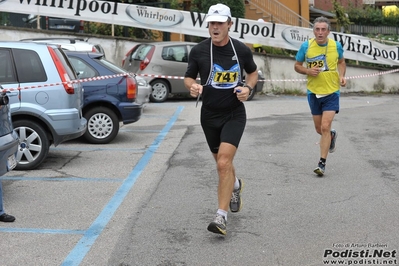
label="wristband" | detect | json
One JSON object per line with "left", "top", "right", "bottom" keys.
{"left": 244, "top": 85, "right": 253, "bottom": 94}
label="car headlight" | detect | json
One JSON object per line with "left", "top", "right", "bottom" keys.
{"left": 135, "top": 75, "right": 148, "bottom": 86}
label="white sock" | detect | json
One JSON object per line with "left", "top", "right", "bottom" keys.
{"left": 234, "top": 177, "right": 240, "bottom": 190}
{"left": 217, "top": 209, "right": 228, "bottom": 221}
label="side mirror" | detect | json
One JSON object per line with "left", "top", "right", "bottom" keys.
{"left": 0, "top": 92, "right": 9, "bottom": 106}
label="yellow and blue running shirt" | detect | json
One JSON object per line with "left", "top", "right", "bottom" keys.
{"left": 295, "top": 38, "right": 344, "bottom": 95}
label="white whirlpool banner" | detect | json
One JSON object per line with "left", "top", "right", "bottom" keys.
{"left": 1, "top": 0, "right": 399, "bottom": 66}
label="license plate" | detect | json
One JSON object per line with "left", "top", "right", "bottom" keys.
{"left": 55, "top": 25, "right": 75, "bottom": 29}
{"left": 7, "top": 154, "right": 17, "bottom": 171}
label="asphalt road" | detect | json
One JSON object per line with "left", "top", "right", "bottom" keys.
{"left": 1, "top": 94, "right": 398, "bottom": 266}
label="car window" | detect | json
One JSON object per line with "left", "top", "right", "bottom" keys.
{"left": 53, "top": 48, "right": 79, "bottom": 80}
{"left": 68, "top": 57, "right": 97, "bottom": 79}
{"left": 98, "top": 58, "right": 128, "bottom": 74}
{"left": 0, "top": 49, "right": 18, "bottom": 84}
{"left": 161, "top": 45, "right": 189, "bottom": 62}
{"left": 131, "top": 44, "right": 153, "bottom": 61}
{"left": 13, "top": 48, "right": 47, "bottom": 83}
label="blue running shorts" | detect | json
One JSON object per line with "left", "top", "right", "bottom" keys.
{"left": 307, "top": 92, "right": 340, "bottom": 115}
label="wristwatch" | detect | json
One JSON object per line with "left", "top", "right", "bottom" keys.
{"left": 244, "top": 84, "right": 253, "bottom": 94}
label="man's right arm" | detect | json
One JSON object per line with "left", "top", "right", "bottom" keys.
{"left": 184, "top": 46, "right": 199, "bottom": 94}
{"left": 184, "top": 77, "right": 202, "bottom": 97}
{"left": 294, "top": 61, "right": 308, "bottom": 75}
{"left": 295, "top": 61, "right": 322, "bottom": 77}
{"left": 184, "top": 77, "right": 196, "bottom": 91}
{"left": 294, "top": 42, "right": 311, "bottom": 76}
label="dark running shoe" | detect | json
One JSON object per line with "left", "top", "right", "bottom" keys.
{"left": 230, "top": 178, "right": 244, "bottom": 213}
{"left": 207, "top": 214, "right": 227, "bottom": 235}
{"left": 329, "top": 129, "right": 338, "bottom": 153}
{"left": 0, "top": 213, "right": 15, "bottom": 222}
{"left": 314, "top": 162, "right": 326, "bottom": 177}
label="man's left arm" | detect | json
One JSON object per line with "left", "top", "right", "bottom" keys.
{"left": 236, "top": 70, "right": 258, "bottom": 101}
{"left": 336, "top": 42, "right": 346, "bottom": 87}
{"left": 337, "top": 58, "right": 346, "bottom": 87}
{"left": 244, "top": 70, "right": 258, "bottom": 91}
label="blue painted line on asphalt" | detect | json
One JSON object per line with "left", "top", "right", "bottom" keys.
{"left": 118, "top": 129, "right": 161, "bottom": 133}
{"left": 51, "top": 147, "right": 146, "bottom": 152}
{"left": 61, "top": 106, "right": 184, "bottom": 266}
{"left": 0, "top": 177, "right": 124, "bottom": 182}
{"left": 0, "top": 228, "right": 85, "bottom": 234}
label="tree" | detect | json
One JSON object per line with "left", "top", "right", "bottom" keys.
{"left": 332, "top": 0, "right": 351, "bottom": 33}
{"left": 347, "top": 5, "right": 399, "bottom": 27}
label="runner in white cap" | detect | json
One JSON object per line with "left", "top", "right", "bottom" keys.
{"left": 184, "top": 3, "right": 258, "bottom": 236}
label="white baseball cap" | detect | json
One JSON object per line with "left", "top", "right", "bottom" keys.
{"left": 205, "top": 3, "right": 231, "bottom": 23}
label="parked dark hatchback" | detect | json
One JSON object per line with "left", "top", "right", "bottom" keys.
{"left": 65, "top": 51, "right": 142, "bottom": 144}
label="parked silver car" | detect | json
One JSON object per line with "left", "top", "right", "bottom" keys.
{"left": 0, "top": 42, "right": 87, "bottom": 170}
{"left": 134, "top": 75, "right": 151, "bottom": 105}
{"left": 121, "top": 41, "right": 197, "bottom": 103}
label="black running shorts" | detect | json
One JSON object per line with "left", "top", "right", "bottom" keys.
{"left": 200, "top": 104, "right": 246, "bottom": 154}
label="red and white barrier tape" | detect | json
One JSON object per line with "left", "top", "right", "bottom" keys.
{"left": 1, "top": 69, "right": 399, "bottom": 93}
{"left": 136, "top": 68, "right": 399, "bottom": 82}
{"left": 1, "top": 73, "right": 130, "bottom": 92}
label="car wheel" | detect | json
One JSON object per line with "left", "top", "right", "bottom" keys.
{"left": 150, "top": 79, "right": 169, "bottom": 103}
{"left": 13, "top": 120, "right": 50, "bottom": 170}
{"left": 83, "top": 106, "right": 119, "bottom": 144}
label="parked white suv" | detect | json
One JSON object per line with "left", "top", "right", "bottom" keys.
{"left": 20, "top": 38, "right": 106, "bottom": 57}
